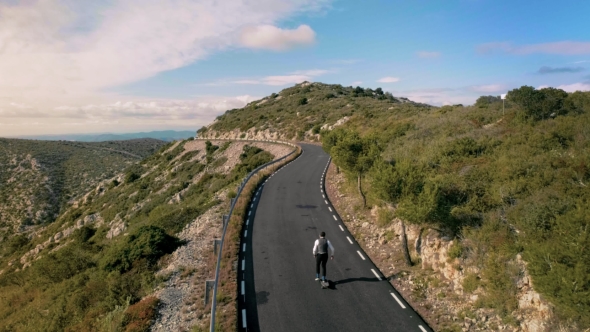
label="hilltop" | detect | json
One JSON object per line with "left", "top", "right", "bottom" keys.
{"left": 199, "top": 81, "right": 432, "bottom": 141}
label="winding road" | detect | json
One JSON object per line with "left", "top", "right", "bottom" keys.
{"left": 238, "top": 143, "right": 432, "bottom": 332}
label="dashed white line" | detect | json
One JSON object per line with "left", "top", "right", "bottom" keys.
{"left": 250, "top": 204, "right": 253, "bottom": 208}
{"left": 242, "top": 309, "right": 247, "bottom": 328}
{"left": 346, "top": 236, "right": 353, "bottom": 244}
{"left": 357, "top": 251, "right": 365, "bottom": 260}
{"left": 244, "top": 230, "right": 248, "bottom": 237}
{"left": 419, "top": 326, "right": 427, "bottom": 332}
{"left": 328, "top": 207, "right": 332, "bottom": 212}
{"left": 322, "top": 194, "right": 325, "bottom": 198}
{"left": 246, "top": 219, "right": 249, "bottom": 226}
{"left": 333, "top": 215, "right": 337, "bottom": 220}
{"left": 242, "top": 259, "right": 245, "bottom": 271}
{"left": 339, "top": 225, "right": 344, "bottom": 231}
{"left": 390, "top": 292, "right": 406, "bottom": 309}
{"left": 243, "top": 244, "right": 246, "bottom": 252}
{"left": 325, "top": 200, "right": 328, "bottom": 204}
{"left": 248, "top": 211, "right": 251, "bottom": 216}
{"left": 371, "top": 269, "right": 382, "bottom": 280}
{"left": 241, "top": 280, "right": 245, "bottom": 295}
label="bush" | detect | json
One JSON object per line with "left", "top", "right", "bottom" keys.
{"left": 121, "top": 297, "right": 160, "bottom": 332}
{"left": 102, "top": 226, "right": 180, "bottom": 273}
{"left": 447, "top": 240, "right": 464, "bottom": 260}
{"left": 462, "top": 273, "right": 479, "bottom": 293}
{"left": 376, "top": 208, "right": 394, "bottom": 227}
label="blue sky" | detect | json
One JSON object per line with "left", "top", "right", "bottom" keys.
{"left": 1, "top": 0, "right": 589, "bottom": 136}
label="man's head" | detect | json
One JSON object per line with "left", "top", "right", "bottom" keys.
{"left": 320, "top": 231, "right": 325, "bottom": 237}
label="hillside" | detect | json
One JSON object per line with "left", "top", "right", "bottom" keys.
{"left": 0, "top": 138, "right": 167, "bottom": 233}
{"left": 203, "top": 82, "right": 590, "bottom": 331}
{"left": 0, "top": 138, "right": 294, "bottom": 331}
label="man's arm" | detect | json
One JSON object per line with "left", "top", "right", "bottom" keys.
{"left": 312, "top": 239, "right": 319, "bottom": 255}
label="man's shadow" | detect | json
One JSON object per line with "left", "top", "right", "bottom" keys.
{"left": 326, "top": 277, "right": 381, "bottom": 290}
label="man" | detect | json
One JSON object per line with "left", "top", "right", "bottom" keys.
{"left": 312, "top": 231, "right": 335, "bottom": 281}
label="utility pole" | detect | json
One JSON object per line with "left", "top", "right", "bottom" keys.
{"left": 501, "top": 93, "right": 506, "bottom": 116}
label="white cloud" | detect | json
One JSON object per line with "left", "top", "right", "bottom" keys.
{"left": 478, "top": 41, "right": 590, "bottom": 55}
{"left": 0, "top": 0, "right": 330, "bottom": 135}
{"left": 468, "top": 84, "right": 506, "bottom": 93}
{"left": 0, "top": 95, "right": 258, "bottom": 136}
{"left": 416, "top": 51, "right": 441, "bottom": 59}
{"left": 205, "top": 68, "right": 329, "bottom": 86}
{"left": 290, "top": 69, "right": 330, "bottom": 76}
{"left": 554, "top": 82, "right": 590, "bottom": 92}
{"left": 377, "top": 77, "right": 400, "bottom": 83}
{"left": 331, "top": 59, "right": 362, "bottom": 65}
{"left": 239, "top": 24, "right": 316, "bottom": 51}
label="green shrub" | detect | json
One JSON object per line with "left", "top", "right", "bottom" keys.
{"left": 121, "top": 296, "right": 159, "bottom": 332}
{"left": 376, "top": 208, "right": 394, "bottom": 227}
{"left": 447, "top": 240, "right": 464, "bottom": 260}
{"left": 462, "top": 272, "right": 479, "bottom": 293}
{"left": 102, "top": 226, "right": 180, "bottom": 273}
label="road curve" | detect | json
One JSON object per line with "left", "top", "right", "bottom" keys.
{"left": 238, "top": 143, "right": 432, "bottom": 332}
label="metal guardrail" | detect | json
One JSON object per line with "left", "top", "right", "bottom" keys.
{"left": 194, "top": 138, "right": 299, "bottom": 332}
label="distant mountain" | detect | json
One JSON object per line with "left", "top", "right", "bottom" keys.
{"left": 11, "top": 130, "right": 196, "bottom": 142}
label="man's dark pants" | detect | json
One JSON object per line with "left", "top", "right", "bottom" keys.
{"left": 315, "top": 253, "right": 329, "bottom": 278}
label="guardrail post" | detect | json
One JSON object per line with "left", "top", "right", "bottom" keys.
{"left": 213, "top": 239, "right": 221, "bottom": 255}
{"left": 222, "top": 215, "right": 228, "bottom": 225}
{"left": 205, "top": 280, "right": 215, "bottom": 305}
{"left": 230, "top": 198, "right": 235, "bottom": 207}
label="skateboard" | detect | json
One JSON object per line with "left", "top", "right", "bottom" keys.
{"left": 320, "top": 280, "right": 329, "bottom": 289}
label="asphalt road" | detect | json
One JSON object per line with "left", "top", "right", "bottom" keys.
{"left": 238, "top": 143, "right": 432, "bottom": 332}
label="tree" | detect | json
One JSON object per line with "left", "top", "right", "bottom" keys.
{"left": 324, "top": 129, "right": 381, "bottom": 208}
{"left": 298, "top": 97, "right": 308, "bottom": 105}
{"left": 507, "top": 86, "right": 568, "bottom": 120}
{"left": 371, "top": 159, "right": 428, "bottom": 266}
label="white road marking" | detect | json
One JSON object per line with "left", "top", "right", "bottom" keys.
{"left": 333, "top": 215, "right": 337, "bottom": 220}
{"left": 322, "top": 194, "right": 325, "bottom": 198}
{"left": 242, "top": 259, "right": 245, "bottom": 271}
{"left": 248, "top": 211, "right": 251, "bottom": 216}
{"left": 357, "top": 251, "right": 365, "bottom": 260}
{"left": 390, "top": 292, "right": 406, "bottom": 309}
{"left": 241, "top": 280, "right": 245, "bottom": 295}
{"left": 419, "top": 326, "right": 427, "bottom": 332}
{"left": 250, "top": 204, "right": 253, "bottom": 208}
{"left": 245, "top": 230, "right": 248, "bottom": 237}
{"left": 246, "top": 219, "right": 249, "bottom": 226}
{"left": 339, "top": 225, "right": 344, "bottom": 231}
{"left": 243, "top": 244, "right": 246, "bottom": 252}
{"left": 325, "top": 200, "right": 328, "bottom": 204}
{"left": 321, "top": 189, "right": 324, "bottom": 194}
{"left": 371, "top": 269, "right": 382, "bottom": 280}
{"left": 242, "top": 309, "right": 247, "bottom": 328}
{"left": 254, "top": 197, "right": 257, "bottom": 202}
{"left": 329, "top": 207, "right": 332, "bottom": 212}
{"left": 320, "top": 185, "right": 322, "bottom": 188}
{"left": 347, "top": 236, "right": 353, "bottom": 244}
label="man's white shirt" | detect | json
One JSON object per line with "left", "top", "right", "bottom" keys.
{"left": 312, "top": 238, "right": 335, "bottom": 255}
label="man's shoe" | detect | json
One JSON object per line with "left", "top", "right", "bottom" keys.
{"left": 315, "top": 277, "right": 320, "bottom": 281}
